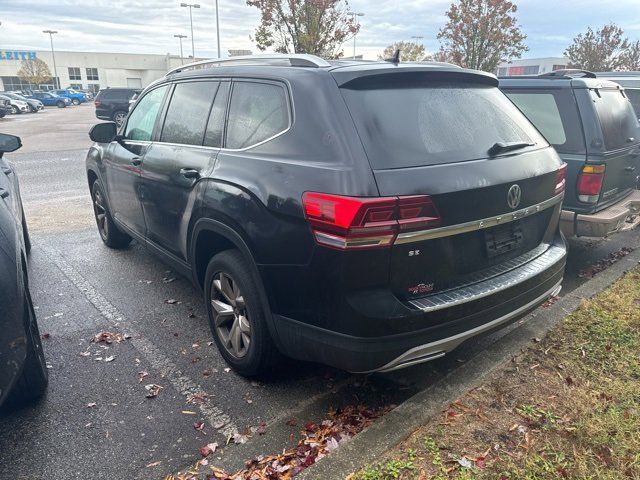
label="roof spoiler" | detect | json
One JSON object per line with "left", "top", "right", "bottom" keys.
{"left": 538, "top": 69, "right": 596, "bottom": 79}
{"left": 333, "top": 66, "right": 497, "bottom": 88}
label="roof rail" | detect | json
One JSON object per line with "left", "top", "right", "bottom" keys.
{"left": 167, "top": 54, "right": 331, "bottom": 75}
{"left": 538, "top": 69, "right": 596, "bottom": 79}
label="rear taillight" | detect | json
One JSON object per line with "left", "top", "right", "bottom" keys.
{"left": 94, "top": 100, "right": 101, "bottom": 107}
{"left": 577, "top": 164, "right": 605, "bottom": 203}
{"left": 555, "top": 163, "right": 567, "bottom": 195}
{"left": 302, "top": 192, "right": 441, "bottom": 250}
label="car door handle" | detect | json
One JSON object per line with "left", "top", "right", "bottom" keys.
{"left": 1, "top": 167, "right": 11, "bottom": 175}
{"left": 130, "top": 157, "right": 142, "bottom": 166}
{"left": 0, "top": 188, "right": 9, "bottom": 199}
{"left": 180, "top": 168, "right": 200, "bottom": 179}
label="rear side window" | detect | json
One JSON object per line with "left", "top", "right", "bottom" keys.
{"left": 161, "top": 81, "right": 219, "bottom": 146}
{"left": 204, "top": 82, "right": 230, "bottom": 148}
{"left": 341, "top": 81, "right": 547, "bottom": 169}
{"left": 624, "top": 89, "right": 640, "bottom": 118}
{"left": 124, "top": 85, "right": 168, "bottom": 141}
{"left": 504, "top": 89, "right": 586, "bottom": 154}
{"left": 592, "top": 89, "right": 640, "bottom": 150}
{"left": 226, "top": 82, "right": 289, "bottom": 149}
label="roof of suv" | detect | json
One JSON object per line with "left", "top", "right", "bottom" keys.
{"left": 499, "top": 69, "right": 623, "bottom": 90}
{"left": 162, "top": 54, "right": 499, "bottom": 89}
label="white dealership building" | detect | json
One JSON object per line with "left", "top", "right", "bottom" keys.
{"left": 496, "top": 57, "right": 570, "bottom": 76}
{"left": 0, "top": 49, "right": 207, "bottom": 93}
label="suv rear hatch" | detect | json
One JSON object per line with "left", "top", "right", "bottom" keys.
{"left": 334, "top": 66, "right": 565, "bottom": 300}
{"left": 584, "top": 86, "right": 640, "bottom": 206}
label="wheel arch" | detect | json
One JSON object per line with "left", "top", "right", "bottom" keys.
{"left": 189, "top": 218, "right": 283, "bottom": 349}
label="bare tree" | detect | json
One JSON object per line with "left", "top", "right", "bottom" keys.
{"left": 379, "top": 41, "right": 426, "bottom": 62}
{"left": 435, "top": 0, "right": 528, "bottom": 72}
{"left": 247, "top": 0, "right": 359, "bottom": 58}
{"left": 621, "top": 40, "right": 640, "bottom": 71}
{"left": 17, "top": 58, "right": 53, "bottom": 86}
{"left": 565, "top": 24, "right": 629, "bottom": 71}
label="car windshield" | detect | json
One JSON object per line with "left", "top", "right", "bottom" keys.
{"left": 341, "top": 80, "right": 547, "bottom": 169}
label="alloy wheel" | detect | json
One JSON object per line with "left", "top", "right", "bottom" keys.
{"left": 92, "top": 186, "right": 109, "bottom": 239}
{"left": 114, "top": 112, "right": 126, "bottom": 127}
{"left": 210, "top": 272, "right": 251, "bottom": 358}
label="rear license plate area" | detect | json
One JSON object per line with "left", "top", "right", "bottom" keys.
{"left": 485, "top": 221, "right": 523, "bottom": 258}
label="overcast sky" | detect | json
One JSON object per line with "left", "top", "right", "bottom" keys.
{"left": 1, "top": 0, "right": 640, "bottom": 61}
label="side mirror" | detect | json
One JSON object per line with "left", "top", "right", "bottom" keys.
{"left": 0, "top": 133, "right": 22, "bottom": 153}
{"left": 89, "top": 122, "right": 118, "bottom": 143}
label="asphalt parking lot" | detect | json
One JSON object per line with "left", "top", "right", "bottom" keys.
{"left": 0, "top": 105, "right": 638, "bottom": 479}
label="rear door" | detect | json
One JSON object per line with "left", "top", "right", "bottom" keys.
{"left": 139, "top": 80, "right": 228, "bottom": 261}
{"left": 339, "top": 73, "right": 564, "bottom": 299}
{"left": 586, "top": 87, "right": 640, "bottom": 204}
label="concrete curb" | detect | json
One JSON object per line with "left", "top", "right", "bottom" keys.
{"left": 300, "top": 248, "right": 640, "bottom": 480}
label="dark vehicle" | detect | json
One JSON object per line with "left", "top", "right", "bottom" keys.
{"left": 94, "top": 88, "right": 141, "bottom": 127}
{"left": 594, "top": 71, "right": 640, "bottom": 118}
{"left": 0, "top": 96, "right": 11, "bottom": 118}
{"left": 2, "top": 92, "right": 44, "bottom": 113}
{"left": 86, "top": 54, "right": 567, "bottom": 376}
{"left": 500, "top": 70, "right": 640, "bottom": 237}
{"left": 0, "top": 134, "right": 48, "bottom": 407}
{"left": 27, "top": 91, "right": 70, "bottom": 108}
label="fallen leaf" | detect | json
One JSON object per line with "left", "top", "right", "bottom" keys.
{"left": 87, "top": 402, "right": 97, "bottom": 408}
{"left": 145, "top": 384, "right": 163, "bottom": 398}
{"left": 42, "top": 333, "right": 51, "bottom": 339}
{"left": 199, "top": 442, "right": 218, "bottom": 457}
{"left": 104, "top": 355, "right": 115, "bottom": 362}
{"left": 182, "top": 410, "right": 197, "bottom": 415}
{"left": 145, "top": 461, "right": 161, "bottom": 468}
{"left": 138, "top": 371, "right": 149, "bottom": 383}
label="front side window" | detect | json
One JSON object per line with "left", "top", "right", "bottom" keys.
{"left": 592, "top": 89, "right": 640, "bottom": 150}
{"left": 124, "top": 85, "right": 169, "bottom": 141}
{"left": 226, "top": 81, "right": 289, "bottom": 149}
{"left": 68, "top": 67, "right": 81, "bottom": 81}
{"left": 160, "top": 81, "right": 219, "bottom": 146}
{"left": 86, "top": 68, "right": 99, "bottom": 81}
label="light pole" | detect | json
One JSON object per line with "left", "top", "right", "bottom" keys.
{"left": 43, "top": 29, "right": 58, "bottom": 88}
{"left": 174, "top": 34, "right": 187, "bottom": 64}
{"left": 347, "top": 12, "right": 364, "bottom": 59}
{"left": 180, "top": 3, "right": 200, "bottom": 58}
{"left": 214, "top": 0, "right": 221, "bottom": 58}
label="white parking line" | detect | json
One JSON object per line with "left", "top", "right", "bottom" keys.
{"left": 40, "top": 243, "right": 239, "bottom": 438}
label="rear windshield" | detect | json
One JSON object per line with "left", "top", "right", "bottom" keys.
{"left": 340, "top": 81, "right": 547, "bottom": 169}
{"left": 591, "top": 89, "right": 640, "bottom": 150}
{"left": 504, "top": 89, "right": 586, "bottom": 154}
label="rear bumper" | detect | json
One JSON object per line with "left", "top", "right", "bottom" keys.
{"left": 273, "top": 237, "right": 567, "bottom": 372}
{"left": 560, "top": 190, "right": 640, "bottom": 237}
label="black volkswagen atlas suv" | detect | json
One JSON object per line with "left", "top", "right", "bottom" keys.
{"left": 85, "top": 54, "right": 568, "bottom": 376}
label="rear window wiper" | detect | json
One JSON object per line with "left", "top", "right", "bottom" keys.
{"left": 488, "top": 141, "right": 535, "bottom": 157}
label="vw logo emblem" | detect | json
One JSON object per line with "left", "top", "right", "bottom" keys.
{"left": 507, "top": 184, "right": 522, "bottom": 209}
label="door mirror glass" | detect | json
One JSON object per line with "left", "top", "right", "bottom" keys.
{"left": 0, "top": 134, "right": 22, "bottom": 153}
{"left": 89, "top": 122, "right": 118, "bottom": 143}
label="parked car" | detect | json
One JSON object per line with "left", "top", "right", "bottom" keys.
{"left": 0, "top": 96, "right": 11, "bottom": 118}
{"left": 2, "top": 92, "right": 44, "bottom": 113}
{"left": 500, "top": 70, "right": 640, "bottom": 237}
{"left": 594, "top": 71, "right": 640, "bottom": 118}
{"left": 86, "top": 54, "right": 567, "bottom": 376}
{"left": 52, "top": 88, "right": 87, "bottom": 105}
{"left": 0, "top": 133, "right": 48, "bottom": 408}
{"left": 94, "top": 88, "right": 141, "bottom": 127}
{"left": 27, "top": 91, "right": 71, "bottom": 108}
{"left": 0, "top": 94, "right": 30, "bottom": 114}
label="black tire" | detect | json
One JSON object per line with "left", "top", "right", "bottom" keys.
{"left": 56, "top": 101, "right": 65, "bottom": 108}
{"left": 112, "top": 110, "right": 128, "bottom": 128}
{"left": 91, "top": 180, "right": 131, "bottom": 249}
{"left": 21, "top": 207, "right": 31, "bottom": 255}
{"left": 72, "top": 98, "right": 80, "bottom": 105}
{"left": 6, "top": 281, "right": 48, "bottom": 406}
{"left": 205, "top": 250, "right": 279, "bottom": 376}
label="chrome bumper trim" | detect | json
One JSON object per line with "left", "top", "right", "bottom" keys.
{"left": 410, "top": 243, "right": 566, "bottom": 313}
{"left": 369, "top": 280, "right": 563, "bottom": 373}
{"left": 395, "top": 192, "right": 564, "bottom": 244}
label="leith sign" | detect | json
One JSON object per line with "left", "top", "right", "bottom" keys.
{"left": 0, "top": 51, "right": 37, "bottom": 61}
